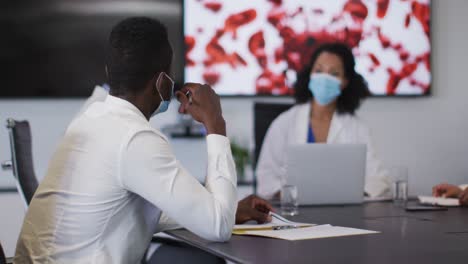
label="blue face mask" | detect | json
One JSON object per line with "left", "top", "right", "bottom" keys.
{"left": 151, "top": 72, "right": 174, "bottom": 117}
{"left": 308, "top": 73, "right": 342, "bottom": 105}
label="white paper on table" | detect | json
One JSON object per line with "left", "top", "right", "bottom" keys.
{"left": 418, "top": 196, "right": 460, "bottom": 207}
{"left": 240, "top": 224, "right": 379, "bottom": 241}
{"left": 233, "top": 213, "right": 313, "bottom": 231}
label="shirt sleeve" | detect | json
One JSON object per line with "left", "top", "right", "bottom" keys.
{"left": 256, "top": 117, "right": 288, "bottom": 199}
{"left": 154, "top": 212, "right": 182, "bottom": 233}
{"left": 358, "top": 123, "right": 391, "bottom": 197}
{"left": 121, "top": 131, "right": 237, "bottom": 242}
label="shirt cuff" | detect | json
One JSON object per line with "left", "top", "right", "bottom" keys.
{"left": 206, "top": 134, "right": 231, "bottom": 157}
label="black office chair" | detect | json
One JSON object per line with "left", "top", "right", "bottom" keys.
{"left": 1, "top": 119, "right": 39, "bottom": 207}
{"left": 253, "top": 102, "right": 293, "bottom": 193}
{"left": 0, "top": 240, "right": 6, "bottom": 264}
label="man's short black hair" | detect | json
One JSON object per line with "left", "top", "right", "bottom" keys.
{"left": 107, "top": 17, "right": 173, "bottom": 95}
{"left": 294, "top": 43, "right": 370, "bottom": 115}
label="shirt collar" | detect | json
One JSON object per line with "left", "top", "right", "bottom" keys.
{"left": 105, "top": 95, "right": 148, "bottom": 121}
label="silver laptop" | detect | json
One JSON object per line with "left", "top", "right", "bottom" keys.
{"left": 286, "top": 144, "right": 366, "bottom": 205}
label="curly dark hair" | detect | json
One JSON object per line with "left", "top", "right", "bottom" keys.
{"left": 293, "top": 43, "right": 370, "bottom": 115}
{"left": 107, "top": 17, "right": 173, "bottom": 95}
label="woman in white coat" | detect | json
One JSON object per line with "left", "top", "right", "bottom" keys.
{"left": 257, "top": 43, "right": 390, "bottom": 199}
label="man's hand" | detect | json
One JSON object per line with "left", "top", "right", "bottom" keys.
{"left": 459, "top": 188, "right": 468, "bottom": 206}
{"left": 432, "top": 183, "right": 462, "bottom": 198}
{"left": 236, "top": 195, "right": 274, "bottom": 224}
{"left": 176, "top": 83, "right": 225, "bottom": 136}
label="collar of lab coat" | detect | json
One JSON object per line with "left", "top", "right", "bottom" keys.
{"left": 105, "top": 94, "right": 148, "bottom": 122}
{"left": 103, "top": 95, "right": 171, "bottom": 143}
{"left": 294, "top": 103, "right": 344, "bottom": 144}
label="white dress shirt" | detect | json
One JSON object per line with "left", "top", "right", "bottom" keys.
{"left": 257, "top": 103, "right": 390, "bottom": 199}
{"left": 74, "top": 85, "right": 109, "bottom": 118}
{"left": 14, "top": 95, "right": 237, "bottom": 264}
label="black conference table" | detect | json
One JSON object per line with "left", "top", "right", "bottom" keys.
{"left": 166, "top": 201, "right": 468, "bottom": 264}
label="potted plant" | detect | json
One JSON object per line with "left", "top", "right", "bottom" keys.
{"left": 230, "top": 141, "right": 250, "bottom": 182}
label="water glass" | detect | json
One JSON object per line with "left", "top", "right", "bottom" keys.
{"left": 389, "top": 166, "right": 408, "bottom": 205}
{"left": 281, "top": 185, "right": 299, "bottom": 216}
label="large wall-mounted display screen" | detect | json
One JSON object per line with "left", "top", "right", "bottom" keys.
{"left": 184, "top": 0, "right": 431, "bottom": 96}
{"left": 0, "top": 0, "right": 183, "bottom": 98}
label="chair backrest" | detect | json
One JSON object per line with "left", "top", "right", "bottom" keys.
{"left": 6, "top": 119, "right": 39, "bottom": 207}
{"left": 253, "top": 102, "right": 293, "bottom": 168}
{"left": 0, "top": 240, "right": 6, "bottom": 264}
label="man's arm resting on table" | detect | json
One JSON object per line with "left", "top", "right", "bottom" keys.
{"left": 122, "top": 131, "right": 237, "bottom": 242}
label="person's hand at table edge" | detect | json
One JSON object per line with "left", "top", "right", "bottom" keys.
{"left": 432, "top": 183, "right": 462, "bottom": 198}
{"left": 459, "top": 188, "right": 468, "bottom": 206}
{"left": 236, "top": 195, "right": 274, "bottom": 224}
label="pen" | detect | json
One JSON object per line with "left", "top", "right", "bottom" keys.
{"left": 272, "top": 225, "right": 299, "bottom": 230}
{"left": 270, "top": 212, "right": 296, "bottom": 224}
{"left": 233, "top": 225, "right": 301, "bottom": 232}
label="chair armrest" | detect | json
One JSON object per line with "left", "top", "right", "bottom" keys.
{"left": 1, "top": 160, "right": 12, "bottom": 171}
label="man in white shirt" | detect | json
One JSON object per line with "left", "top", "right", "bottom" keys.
{"left": 14, "top": 17, "right": 272, "bottom": 263}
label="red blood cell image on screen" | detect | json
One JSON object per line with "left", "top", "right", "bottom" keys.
{"left": 268, "top": 0, "right": 282, "bottom": 6}
{"left": 405, "top": 13, "right": 411, "bottom": 28}
{"left": 203, "top": 69, "right": 221, "bottom": 85}
{"left": 185, "top": 0, "right": 431, "bottom": 96}
{"left": 378, "top": 28, "right": 391, "bottom": 49}
{"left": 376, "top": 0, "right": 390, "bottom": 19}
{"left": 267, "top": 8, "right": 286, "bottom": 27}
{"left": 412, "top": 1, "right": 430, "bottom": 37}
{"left": 312, "top": 8, "right": 324, "bottom": 15}
{"left": 224, "top": 9, "right": 257, "bottom": 39}
{"left": 203, "top": 29, "right": 247, "bottom": 68}
{"left": 343, "top": 0, "right": 368, "bottom": 22}
{"left": 185, "top": 36, "right": 196, "bottom": 67}
{"left": 248, "top": 31, "right": 267, "bottom": 68}
{"left": 204, "top": 1, "right": 222, "bottom": 13}
{"left": 256, "top": 70, "right": 288, "bottom": 95}
{"left": 368, "top": 53, "right": 380, "bottom": 66}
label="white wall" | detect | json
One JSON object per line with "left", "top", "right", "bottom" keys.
{"left": 1, "top": 0, "right": 468, "bottom": 257}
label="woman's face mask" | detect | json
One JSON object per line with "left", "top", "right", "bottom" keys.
{"left": 308, "top": 73, "right": 342, "bottom": 106}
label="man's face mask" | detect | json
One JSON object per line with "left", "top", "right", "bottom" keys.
{"left": 151, "top": 72, "right": 174, "bottom": 117}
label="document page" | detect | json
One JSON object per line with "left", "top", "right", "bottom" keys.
{"left": 233, "top": 212, "right": 379, "bottom": 240}
{"left": 240, "top": 224, "right": 379, "bottom": 241}
{"left": 418, "top": 196, "right": 460, "bottom": 207}
{"left": 233, "top": 212, "right": 314, "bottom": 232}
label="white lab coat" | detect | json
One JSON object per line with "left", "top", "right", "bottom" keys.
{"left": 256, "top": 103, "right": 390, "bottom": 198}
